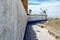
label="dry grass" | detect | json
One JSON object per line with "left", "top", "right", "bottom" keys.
{"left": 37, "top": 18, "right": 60, "bottom": 40}
{"left": 44, "top": 18, "right": 60, "bottom": 40}
{"left": 44, "top": 18, "right": 60, "bottom": 34}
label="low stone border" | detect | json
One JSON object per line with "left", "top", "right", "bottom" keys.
{"left": 48, "top": 29, "right": 60, "bottom": 39}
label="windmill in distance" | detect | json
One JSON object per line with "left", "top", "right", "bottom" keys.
{"left": 40, "top": 8, "right": 47, "bottom": 15}
{"left": 40, "top": 8, "right": 47, "bottom": 20}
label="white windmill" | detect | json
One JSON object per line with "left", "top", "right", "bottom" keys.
{"left": 40, "top": 8, "right": 47, "bottom": 15}
{"left": 40, "top": 8, "right": 47, "bottom": 20}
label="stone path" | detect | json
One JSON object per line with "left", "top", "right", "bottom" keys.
{"left": 24, "top": 24, "right": 56, "bottom": 40}
{"left": 32, "top": 25, "right": 56, "bottom": 40}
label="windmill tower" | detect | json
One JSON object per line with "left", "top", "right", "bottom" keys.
{"left": 40, "top": 8, "right": 47, "bottom": 20}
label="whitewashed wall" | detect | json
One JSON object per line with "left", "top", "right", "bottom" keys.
{"left": 28, "top": 15, "right": 47, "bottom": 21}
{"left": 0, "top": 0, "right": 27, "bottom": 40}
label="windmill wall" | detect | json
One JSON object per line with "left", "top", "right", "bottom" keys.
{"left": 0, "top": 0, "right": 27, "bottom": 40}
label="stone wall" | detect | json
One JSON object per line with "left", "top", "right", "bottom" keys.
{"left": 0, "top": 0, "right": 27, "bottom": 40}
{"left": 28, "top": 15, "right": 47, "bottom": 21}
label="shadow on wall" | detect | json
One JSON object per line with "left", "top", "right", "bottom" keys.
{"left": 23, "top": 24, "right": 38, "bottom": 40}
{"left": 27, "top": 20, "right": 47, "bottom": 24}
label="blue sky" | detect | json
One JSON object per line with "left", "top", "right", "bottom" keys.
{"left": 28, "top": 0, "right": 60, "bottom": 18}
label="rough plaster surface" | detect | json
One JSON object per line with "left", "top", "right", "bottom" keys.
{"left": 0, "top": 0, "right": 27, "bottom": 40}
{"left": 28, "top": 15, "right": 46, "bottom": 21}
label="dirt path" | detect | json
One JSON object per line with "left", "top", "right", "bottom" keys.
{"left": 24, "top": 24, "right": 56, "bottom": 40}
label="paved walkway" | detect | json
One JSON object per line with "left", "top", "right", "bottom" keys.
{"left": 24, "top": 24, "right": 56, "bottom": 40}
